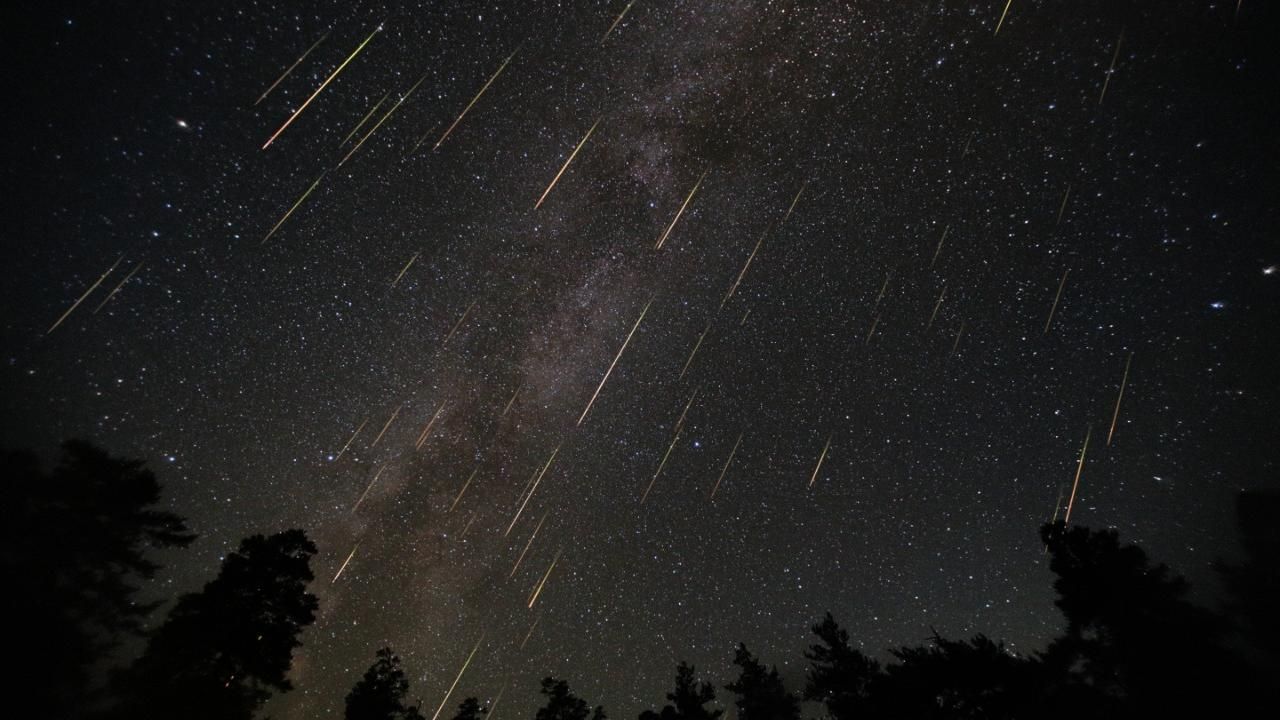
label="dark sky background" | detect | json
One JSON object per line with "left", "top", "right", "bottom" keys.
{"left": 3, "top": 1, "right": 1278, "bottom": 718}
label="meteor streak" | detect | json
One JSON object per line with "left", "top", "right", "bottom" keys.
{"left": 865, "top": 314, "right": 881, "bottom": 345}
{"left": 656, "top": 170, "right": 708, "bottom": 249}
{"left": 506, "top": 446, "right": 560, "bottom": 536}
{"left": 673, "top": 386, "right": 699, "bottom": 437}
{"left": 371, "top": 404, "right": 402, "bottom": 448}
{"left": 414, "top": 402, "right": 447, "bottom": 451}
{"left": 92, "top": 261, "right": 144, "bottom": 313}
{"left": 723, "top": 225, "right": 769, "bottom": 306}
{"left": 577, "top": 300, "right": 652, "bottom": 425}
{"left": 994, "top": 0, "right": 1014, "bottom": 36}
{"left": 488, "top": 684, "right": 507, "bottom": 720}
{"left": 443, "top": 301, "right": 477, "bottom": 346}
{"left": 436, "top": 50, "right": 517, "bottom": 150}
{"left": 808, "top": 436, "right": 831, "bottom": 488}
{"left": 263, "top": 25, "right": 380, "bottom": 149}
{"left": 520, "top": 615, "right": 540, "bottom": 649}
{"left": 926, "top": 285, "right": 947, "bottom": 331}
{"left": 338, "top": 73, "right": 427, "bottom": 167}
{"left": 261, "top": 171, "right": 326, "bottom": 245}
{"left": 949, "top": 320, "right": 966, "bottom": 358}
{"left": 500, "top": 383, "right": 523, "bottom": 418}
{"left": 341, "top": 90, "right": 391, "bottom": 146}
{"left": 48, "top": 255, "right": 122, "bottom": 334}
{"left": 332, "top": 541, "right": 360, "bottom": 583}
{"left": 875, "top": 273, "right": 891, "bottom": 307}
{"left": 430, "top": 635, "right": 486, "bottom": 720}
{"left": 1106, "top": 352, "right": 1134, "bottom": 446}
{"left": 679, "top": 322, "right": 710, "bottom": 380}
{"left": 510, "top": 513, "right": 547, "bottom": 578}
{"left": 1054, "top": 184, "right": 1072, "bottom": 228}
{"left": 930, "top": 225, "right": 950, "bottom": 268}
{"left": 1063, "top": 426, "right": 1092, "bottom": 525}
{"left": 642, "top": 431, "right": 680, "bottom": 504}
{"left": 256, "top": 30, "right": 330, "bottom": 106}
{"left": 1044, "top": 269, "right": 1070, "bottom": 335}
{"left": 527, "top": 549, "right": 562, "bottom": 608}
{"left": 1098, "top": 29, "right": 1124, "bottom": 106}
{"left": 710, "top": 434, "right": 742, "bottom": 499}
{"left": 334, "top": 418, "right": 368, "bottom": 461}
{"left": 389, "top": 252, "right": 419, "bottom": 289}
{"left": 352, "top": 465, "right": 386, "bottom": 513}
{"left": 782, "top": 181, "right": 807, "bottom": 224}
{"left": 535, "top": 119, "right": 600, "bottom": 209}
{"left": 450, "top": 468, "right": 478, "bottom": 511}
{"left": 601, "top": 0, "right": 637, "bottom": 43}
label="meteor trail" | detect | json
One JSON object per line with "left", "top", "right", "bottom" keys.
{"left": 520, "top": 615, "right": 540, "bottom": 649}
{"left": 679, "top": 322, "right": 710, "bottom": 380}
{"left": 510, "top": 512, "right": 547, "bottom": 578}
{"left": 527, "top": 549, "right": 562, "bottom": 608}
{"left": 338, "top": 73, "right": 427, "bottom": 167}
{"left": 994, "top": 0, "right": 1014, "bottom": 36}
{"left": 875, "top": 273, "right": 891, "bottom": 307}
{"left": 656, "top": 170, "right": 708, "bottom": 249}
{"left": 500, "top": 383, "right": 523, "bottom": 418}
{"left": 782, "top": 181, "right": 807, "bottom": 224}
{"left": 389, "top": 252, "right": 419, "bottom": 289}
{"left": 723, "top": 225, "right": 769, "bottom": 306}
{"left": 865, "top": 314, "right": 881, "bottom": 345}
{"left": 48, "top": 255, "right": 122, "bottom": 334}
{"left": 1106, "top": 352, "right": 1134, "bottom": 446}
{"left": 340, "top": 90, "right": 391, "bottom": 146}
{"left": 450, "top": 468, "right": 478, "bottom": 512}
{"left": 1098, "top": 29, "right": 1124, "bottom": 106}
{"left": 601, "top": 0, "right": 637, "bottom": 43}
{"left": 255, "top": 30, "right": 330, "bottom": 106}
{"left": 261, "top": 171, "right": 326, "bottom": 245}
{"left": 1044, "top": 269, "right": 1070, "bottom": 335}
{"left": 414, "top": 402, "right": 447, "bottom": 451}
{"left": 443, "top": 301, "right": 477, "bottom": 346}
{"left": 577, "top": 300, "right": 652, "bottom": 426}
{"left": 642, "top": 431, "right": 680, "bottom": 504}
{"left": 930, "top": 224, "right": 950, "bottom": 268}
{"left": 925, "top": 285, "right": 947, "bottom": 331}
{"left": 332, "top": 541, "right": 360, "bottom": 583}
{"left": 1063, "top": 426, "right": 1092, "bottom": 525}
{"left": 535, "top": 119, "right": 600, "bottom": 209}
{"left": 710, "top": 433, "right": 743, "bottom": 500}
{"left": 92, "top": 260, "right": 143, "bottom": 313}
{"left": 949, "top": 320, "right": 966, "bottom": 358}
{"left": 352, "top": 465, "right": 386, "bottom": 513}
{"left": 488, "top": 684, "right": 507, "bottom": 720}
{"left": 370, "top": 404, "right": 402, "bottom": 448}
{"left": 506, "top": 446, "right": 560, "bottom": 536}
{"left": 436, "top": 49, "right": 517, "bottom": 150}
{"left": 673, "top": 386, "right": 699, "bottom": 437}
{"left": 263, "top": 25, "right": 380, "bottom": 149}
{"left": 334, "top": 418, "right": 368, "bottom": 461}
{"left": 808, "top": 435, "right": 831, "bottom": 488}
{"left": 430, "top": 635, "right": 486, "bottom": 720}
{"left": 1054, "top": 184, "right": 1072, "bottom": 228}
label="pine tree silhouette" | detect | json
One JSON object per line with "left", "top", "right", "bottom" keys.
{"left": 345, "top": 647, "right": 427, "bottom": 720}
{"left": 450, "top": 696, "right": 487, "bottom": 720}
{"left": 640, "top": 662, "right": 723, "bottom": 720}
{"left": 724, "top": 644, "right": 799, "bottom": 720}
{"left": 534, "top": 677, "right": 607, "bottom": 720}
{"left": 803, "top": 612, "right": 881, "bottom": 720}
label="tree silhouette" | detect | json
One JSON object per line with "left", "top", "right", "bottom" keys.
{"left": 878, "top": 632, "right": 1040, "bottom": 719}
{"left": 1216, "top": 489, "right": 1280, "bottom": 687}
{"left": 640, "top": 662, "right": 723, "bottom": 720}
{"left": 345, "top": 647, "right": 427, "bottom": 720}
{"left": 535, "top": 677, "right": 607, "bottom": 720}
{"left": 803, "top": 612, "right": 882, "bottom": 720}
{"left": 111, "top": 529, "right": 319, "bottom": 720}
{"left": 2, "top": 440, "right": 195, "bottom": 719}
{"left": 450, "top": 696, "right": 487, "bottom": 720}
{"left": 724, "top": 644, "right": 799, "bottom": 720}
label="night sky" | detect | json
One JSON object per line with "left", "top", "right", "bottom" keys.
{"left": 3, "top": 1, "right": 1278, "bottom": 718}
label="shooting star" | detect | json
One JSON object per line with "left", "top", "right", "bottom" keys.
{"left": 263, "top": 25, "right": 380, "bottom": 149}
{"left": 641, "top": 430, "right": 680, "bottom": 504}
{"left": 338, "top": 72, "right": 427, "bottom": 167}
{"left": 352, "top": 464, "right": 386, "bottom": 513}
{"left": 436, "top": 49, "right": 518, "bottom": 150}
{"left": 255, "top": 30, "right": 331, "bottom": 106}
{"left": 332, "top": 541, "right": 360, "bottom": 583}
{"left": 656, "top": 170, "right": 708, "bottom": 249}
{"left": 443, "top": 301, "right": 477, "bottom": 346}
{"left": 520, "top": 615, "right": 540, "bottom": 649}
{"left": 500, "top": 383, "right": 523, "bottom": 418}
{"left": 527, "top": 549, "right": 562, "bottom": 608}
{"left": 370, "top": 403, "right": 402, "bottom": 448}
{"left": 488, "top": 684, "right": 507, "bottom": 720}
{"left": 948, "top": 320, "right": 966, "bottom": 358}
{"left": 92, "top": 260, "right": 144, "bottom": 313}
{"left": 450, "top": 468, "right": 479, "bottom": 511}
{"left": 875, "top": 273, "right": 891, "bottom": 307}
{"left": 925, "top": 285, "right": 947, "bottom": 331}
{"left": 334, "top": 418, "right": 368, "bottom": 461}
{"left": 506, "top": 446, "right": 560, "bottom": 536}
{"left": 601, "top": 0, "right": 637, "bottom": 43}
{"left": 48, "top": 255, "right": 122, "bottom": 334}
{"left": 340, "top": 90, "right": 391, "bottom": 146}
{"left": 510, "top": 512, "right": 547, "bottom": 578}
{"left": 865, "top": 314, "right": 881, "bottom": 345}
{"left": 710, "top": 433, "right": 743, "bottom": 500}
{"left": 1106, "top": 352, "right": 1134, "bottom": 446}
{"left": 1054, "top": 184, "right": 1072, "bottom": 228}
{"left": 414, "top": 402, "right": 447, "bottom": 451}
{"left": 723, "top": 225, "right": 769, "bottom": 306}
{"left": 459, "top": 512, "right": 477, "bottom": 538}
{"left": 1098, "top": 29, "right": 1124, "bottom": 106}
{"left": 430, "top": 634, "right": 486, "bottom": 720}
{"left": 740, "top": 308, "right": 751, "bottom": 325}
{"left": 994, "top": 0, "right": 1014, "bottom": 36}
{"left": 782, "top": 181, "right": 807, "bottom": 224}
{"left": 578, "top": 299, "right": 652, "bottom": 425}
{"left": 535, "top": 118, "right": 601, "bottom": 209}
{"left": 389, "top": 252, "right": 420, "bottom": 289}
{"left": 261, "top": 171, "right": 326, "bottom": 245}
{"left": 808, "top": 435, "right": 831, "bottom": 488}
{"left": 1063, "top": 425, "right": 1092, "bottom": 525}
{"left": 679, "top": 322, "right": 710, "bottom": 380}
{"left": 673, "top": 385, "right": 699, "bottom": 437}
{"left": 1044, "top": 269, "right": 1070, "bottom": 335}
{"left": 930, "top": 224, "right": 950, "bottom": 268}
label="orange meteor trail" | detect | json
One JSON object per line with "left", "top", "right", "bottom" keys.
{"left": 527, "top": 549, "right": 562, "bottom": 608}
{"left": 656, "top": 170, "right": 708, "bottom": 249}
{"left": 808, "top": 435, "right": 831, "bottom": 488}
{"left": 48, "top": 255, "right": 122, "bottom": 334}
{"left": 535, "top": 119, "right": 601, "bottom": 209}
{"left": 520, "top": 615, "right": 540, "bottom": 649}
{"left": 710, "top": 433, "right": 743, "bottom": 499}
{"left": 510, "top": 512, "right": 547, "bottom": 578}
{"left": 994, "top": 0, "right": 1014, "bottom": 36}
{"left": 338, "top": 73, "right": 427, "bottom": 167}
{"left": 261, "top": 171, "right": 326, "bottom": 245}
{"left": 93, "top": 261, "right": 144, "bottom": 313}
{"left": 256, "top": 30, "right": 330, "bottom": 106}
{"left": 450, "top": 468, "right": 479, "bottom": 511}
{"left": 642, "top": 430, "right": 680, "bottom": 504}
{"left": 578, "top": 300, "right": 652, "bottom": 425}
{"left": 1044, "top": 269, "right": 1070, "bottom": 334}
{"left": 331, "top": 541, "right": 360, "bottom": 583}
{"left": 390, "top": 252, "right": 419, "bottom": 289}
{"left": 430, "top": 635, "right": 486, "bottom": 720}
{"left": 1063, "top": 426, "right": 1092, "bottom": 525}
{"left": 679, "top": 322, "right": 710, "bottom": 380}
{"left": 414, "top": 402, "right": 447, "bottom": 451}
{"left": 334, "top": 418, "right": 368, "bottom": 461}
{"left": 436, "top": 49, "right": 518, "bottom": 150}
{"left": 930, "top": 224, "right": 950, "bottom": 268}
{"left": 370, "top": 404, "right": 401, "bottom": 448}
{"left": 443, "top": 301, "right": 477, "bottom": 346}
{"left": 723, "top": 225, "right": 769, "bottom": 306}
{"left": 263, "top": 25, "right": 380, "bottom": 149}
{"left": 1107, "top": 352, "right": 1134, "bottom": 446}
{"left": 341, "top": 90, "right": 391, "bottom": 146}
{"left": 506, "top": 445, "right": 560, "bottom": 536}
{"left": 601, "top": 0, "right": 637, "bottom": 43}
{"left": 782, "top": 181, "right": 807, "bottom": 224}
{"left": 352, "top": 464, "right": 386, "bottom": 513}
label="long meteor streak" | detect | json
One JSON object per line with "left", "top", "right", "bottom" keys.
{"left": 723, "top": 225, "right": 769, "bottom": 306}
{"left": 578, "top": 300, "right": 652, "bottom": 425}
{"left": 601, "top": 0, "right": 637, "bottom": 43}
{"left": 994, "top": 0, "right": 1014, "bottom": 36}
{"left": 390, "top": 252, "right": 419, "bottom": 289}
{"left": 414, "top": 402, "right": 447, "bottom": 451}
{"left": 527, "top": 549, "right": 562, "bottom": 608}
{"left": 1098, "top": 29, "right": 1125, "bottom": 106}
{"left": 642, "top": 431, "right": 681, "bottom": 504}
{"left": 930, "top": 224, "right": 950, "bottom": 268}
{"left": 93, "top": 261, "right": 144, "bottom": 313}
{"left": 262, "top": 171, "right": 326, "bottom": 245}
{"left": 656, "top": 170, "right": 708, "bottom": 249}
{"left": 48, "top": 255, "right": 123, "bottom": 334}
{"left": 1063, "top": 426, "right": 1092, "bottom": 525}
{"left": 710, "top": 434, "right": 743, "bottom": 499}
{"left": 808, "top": 436, "right": 831, "bottom": 488}
{"left": 263, "top": 26, "right": 380, "bottom": 149}
{"left": 334, "top": 418, "right": 368, "bottom": 461}
{"left": 430, "top": 635, "right": 486, "bottom": 720}
{"left": 782, "top": 181, "right": 807, "bottom": 224}
{"left": 436, "top": 50, "right": 517, "bottom": 149}
{"left": 500, "top": 383, "right": 523, "bottom": 418}
{"left": 535, "top": 119, "right": 600, "bottom": 209}
{"left": 673, "top": 386, "right": 699, "bottom": 437}
{"left": 341, "top": 90, "right": 391, "bottom": 146}
{"left": 256, "top": 30, "right": 331, "bottom": 106}
{"left": 332, "top": 541, "right": 360, "bottom": 583}
{"left": 926, "top": 285, "right": 947, "bottom": 331}
{"left": 443, "top": 301, "right": 477, "bottom": 346}
{"left": 506, "top": 446, "right": 560, "bottom": 536}
{"left": 370, "top": 404, "right": 401, "bottom": 448}
{"left": 1107, "top": 352, "right": 1134, "bottom": 446}
{"left": 510, "top": 513, "right": 547, "bottom": 578}
{"left": 450, "top": 468, "right": 479, "bottom": 511}
{"left": 1055, "top": 184, "right": 1072, "bottom": 228}
{"left": 352, "top": 465, "right": 386, "bottom": 513}
{"left": 338, "top": 73, "right": 427, "bottom": 167}
{"left": 1044, "top": 269, "right": 1070, "bottom": 334}
{"left": 679, "top": 322, "right": 710, "bottom": 380}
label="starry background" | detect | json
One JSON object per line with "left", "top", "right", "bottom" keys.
{"left": 2, "top": 0, "right": 1278, "bottom": 718}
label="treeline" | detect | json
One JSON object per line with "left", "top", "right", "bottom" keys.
{"left": 4, "top": 441, "right": 1276, "bottom": 719}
